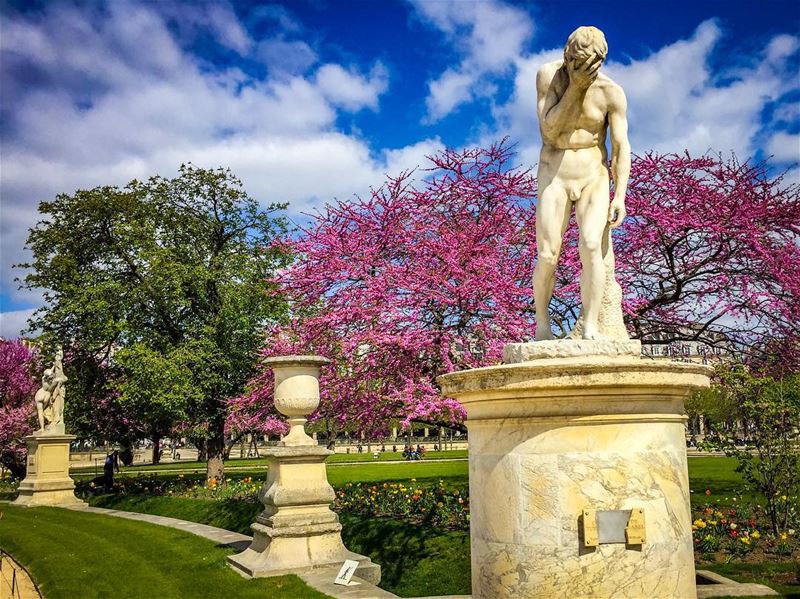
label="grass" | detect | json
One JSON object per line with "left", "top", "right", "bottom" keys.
{"left": 89, "top": 494, "right": 261, "bottom": 534}
{"left": 341, "top": 513, "right": 470, "bottom": 597}
{"left": 687, "top": 456, "right": 753, "bottom": 506}
{"left": 4, "top": 454, "right": 787, "bottom": 598}
{"left": 0, "top": 504, "right": 330, "bottom": 599}
{"left": 703, "top": 562, "right": 800, "bottom": 599}
{"left": 70, "top": 449, "right": 468, "bottom": 474}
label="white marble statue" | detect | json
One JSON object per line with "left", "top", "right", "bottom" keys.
{"left": 533, "top": 26, "right": 631, "bottom": 341}
{"left": 34, "top": 348, "right": 67, "bottom": 435}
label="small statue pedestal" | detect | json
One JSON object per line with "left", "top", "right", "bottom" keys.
{"left": 227, "top": 356, "right": 380, "bottom": 583}
{"left": 438, "top": 341, "right": 711, "bottom": 599}
{"left": 13, "top": 434, "right": 85, "bottom": 507}
{"left": 227, "top": 445, "right": 380, "bottom": 581}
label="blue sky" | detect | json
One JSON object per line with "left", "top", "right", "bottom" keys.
{"left": 1, "top": 0, "right": 798, "bottom": 336}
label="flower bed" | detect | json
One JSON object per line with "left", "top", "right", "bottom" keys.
{"left": 334, "top": 479, "right": 470, "bottom": 530}
{"left": 693, "top": 491, "right": 799, "bottom": 562}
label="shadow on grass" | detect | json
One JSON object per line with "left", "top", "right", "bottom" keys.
{"left": 89, "top": 494, "right": 261, "bottom": 535}
{"left": 340, "top": 513, "right": 470, "bottom": 597}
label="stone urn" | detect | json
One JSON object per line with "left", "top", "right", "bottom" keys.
{"left": 266, "top": 355, "right": 329, "bottom": 447}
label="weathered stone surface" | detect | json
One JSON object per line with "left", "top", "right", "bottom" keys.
{"left": 266, "top": 355, "right": 330, "bottom": 446}
{"left": 533, "top": 26, "right": 631, "bottom": 342}
{"left": 227, "top": 441, "right": 380, "bottom": 583}
{"left": 503, "top": 339, "right": 641, "bottom": 362}
{"left": 13, "top": 434, "right": 85, "bottom": 507}
{"left": 439, "top": 356, "right": 711, "bottom": 599}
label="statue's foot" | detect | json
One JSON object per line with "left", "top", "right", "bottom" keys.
{"left": 582, "top": 327, "right": 608, "bottom": 341}
{"left": 534, "top": 327, "right": 554, "bottom": 341}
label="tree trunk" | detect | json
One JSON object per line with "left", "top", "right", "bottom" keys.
{"left": 206, "top": 423, "right": 225, "bottom": 483}
{"left": 152, "top": 432, "right": 161, "bottom": 465}
{"left": 195, "top": 438, "right": 207, "bottom": 462}
{"left": 120, "top": 440, "right": 134, "bottom": 466}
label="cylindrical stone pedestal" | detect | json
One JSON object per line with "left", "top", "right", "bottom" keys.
{"left": 438, "top": 349, "right": 710, "bottom": 599}
{"left": 14, "top": 434, "right": 85, "bottom": 507}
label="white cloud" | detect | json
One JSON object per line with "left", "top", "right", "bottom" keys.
{"left": 492, "top": 20, "right": 800, "bottom": 170}
{"left": 426, "top": 69, "right": 475, "bottom": 121}
{"left": 383, "top": 137, "right": 446, "bottom": 175}
{"left": 767, "top": 132, "right": 800, "bottom": 163}
{"left": 0, "top": 1, "right": 403, "bottom": 320}
{"left": 0, "top": 309, "right": 36, "bottom": 339}
{"left": 315, "top": 63, "right": 389, "bottom": 111}
{"left": 410, "top": 0, "right": 533, "bottom": 121}
{"left": 256, "top": 39, "right": 318, "bottom": 76}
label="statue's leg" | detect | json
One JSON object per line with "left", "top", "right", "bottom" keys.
{"left": 575, "top": 170, "right": 611, "bottom": 340}
{"left": 533, "top": 180, "right": 571, "bottom": 340}
{"left": 36, "top": 400, "right": 45, "bottom": 430}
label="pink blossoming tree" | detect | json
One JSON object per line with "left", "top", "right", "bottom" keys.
{"left": 229, "top": 143, "right": 800, "bottom": 436}
{"left": 0, "top": 340, "right": 39, "bottom": 477}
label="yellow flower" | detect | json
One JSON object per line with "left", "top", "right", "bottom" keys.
{"left": 782, "top": 495, "right": 788, "bottom": 501}
{"left": 740, "top": 537, "right": 750, "bottom": 545}
{"left": 751, "top": 531, "right": 760, "bottom": 539}
{"left": 709, "top": 520, "right": 717, "bottom": 526}
{"left": 692, "top": 519, "right": 707, "bottom": 529}
{"left": 780, "top": 532, "right": 788, "bottom": 541}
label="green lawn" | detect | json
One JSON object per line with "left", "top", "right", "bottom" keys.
{"left": 687, "top": 456, "right": 752, "bottom": 505}
{"left": 703, "top": 562, "right": 800, "bottom": 599}
{"left": 72, "top": 456, "right": 754, "bottom": 537}
{"left": 70, "top": 450, "right": 468, "bottom": 474}
{"left": 3, "top": 455, "right": 791, "bottom": 598}
{"left": 0, "top": 504, "right": 330, "bottom": 599}
{"left": 71, "top": 454, "right": 742, "bottom": 507}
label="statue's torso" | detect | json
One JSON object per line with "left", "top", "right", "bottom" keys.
{"left": 538, "top": 61, "right": 616, "bottom": 182}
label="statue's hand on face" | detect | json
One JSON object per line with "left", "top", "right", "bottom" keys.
{"left": 568, "top": 54, "right": 602, "bottom": 90}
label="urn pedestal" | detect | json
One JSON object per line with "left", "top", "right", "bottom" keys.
{"left": 13, "top": 434, "right": 85, "bottom": 507}
{"left": 438, "top": 342, "right": 711, "bottom": 599}
{"left": 227, "top": 355, "right": 380, "bottom": 583}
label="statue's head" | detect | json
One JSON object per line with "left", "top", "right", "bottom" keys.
{"left": 564, "top": 26, "right": 608, "bottom": 71}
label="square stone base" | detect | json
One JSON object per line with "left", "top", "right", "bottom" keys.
{"left": 227, "top": 445, "right": 380, "bottom": 585}
{"left": 13, "top": 434, "right": 85, "bottom": 507}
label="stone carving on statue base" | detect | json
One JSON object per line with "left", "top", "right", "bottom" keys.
{"left": 227, "top": 356, "right": 380, "bottom": 583}
{"left": 15, "top": 348, "right": 85, "bottom": 507}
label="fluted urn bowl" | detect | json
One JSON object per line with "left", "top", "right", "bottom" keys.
{"left": 264, "top": 355, "right": 330, "bottom": 446}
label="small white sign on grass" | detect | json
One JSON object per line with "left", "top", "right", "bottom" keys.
{"left": 334, "top": 559, "right": 361, "bottom": 586}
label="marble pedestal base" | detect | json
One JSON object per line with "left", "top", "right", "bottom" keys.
{"left": 227, "top": 446, "right": 380, "bottom": 583}
{"left": 438, "top": 349, "right": 711, "bottom": 599}
{"left": 13, "top": 434, "right": 85, "bottom": 507}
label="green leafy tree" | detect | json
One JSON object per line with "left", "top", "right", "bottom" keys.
{"left": 21, "top": 164, "right": 290, "bottom": 480}
{"left": 686, "top": 364, "right": 743, "bottom": 435}
{"left": 706, "top": 368, "right": 800, "bottom": 534}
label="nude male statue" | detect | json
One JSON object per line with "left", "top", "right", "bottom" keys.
{"left": 533, "top": 26, "right": 631, "bottom": 340}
